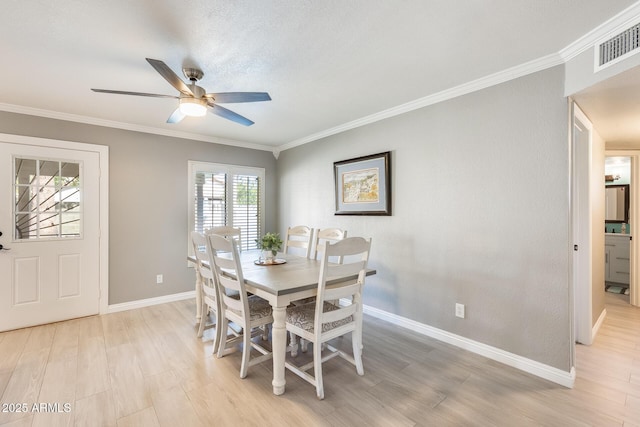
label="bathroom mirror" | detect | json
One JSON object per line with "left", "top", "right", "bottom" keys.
{"left": 605, "top": 184, "right": 629, "bottom": 223}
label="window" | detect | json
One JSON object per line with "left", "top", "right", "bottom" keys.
{"left": 14, "top": 157, "right": 82, "bottom": 240}
{"left": 188, "top": 161, "right": 265, "bottom": 252}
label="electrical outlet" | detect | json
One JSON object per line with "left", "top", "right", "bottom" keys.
{"left": 455, "top": 303, "right": 465, "bottom": 319}
{"left": 156, "top": 274, "right": 163, "bottom": 284}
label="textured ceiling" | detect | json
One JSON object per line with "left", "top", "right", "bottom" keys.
{"left": 1, "top": 0, "right": 638, "bottom": 151}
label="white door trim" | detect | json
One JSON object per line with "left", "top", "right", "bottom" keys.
{"left": 0, "top": 133, "right": 109, "bottom": 314}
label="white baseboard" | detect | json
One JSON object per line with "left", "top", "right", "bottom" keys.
{"left": 105, "top": 293, "right": 576, "bottom": 388}
{"left": 106, "top": 291, "right": 196, "bottom": 314}
{"left": 592, "top": 308, "right": 607, "bottom": 341}
{"left": 363, "top": 304, "right": 576, "bottom": 388}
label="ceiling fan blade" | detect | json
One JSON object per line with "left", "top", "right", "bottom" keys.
{"left": 167, "top": 108, "right": 185, "bottom": 124}
{"left": 205, "top": 92, "right": 271, "bottom": 103}
{"left": 208, "top": 104, "right": 254, "bottom": 126}
{"left": 91, "top": 89, "right": 178, "bottom": 98}
{"left": 145, "top": 58, "right": 194, "bottom": 97}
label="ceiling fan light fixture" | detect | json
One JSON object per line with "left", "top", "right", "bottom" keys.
{"left": 179, "top": 98, "right": 207, "bottom": 117}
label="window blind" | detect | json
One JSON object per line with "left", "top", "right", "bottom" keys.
{"left": 191, "top": 163, "right": 263, "bottom": 253}
{"left": 232, "top": 174, "right": 261, "bottom": 251}
{"left": 194, "top": 171, "right": 227, "bottom": 233}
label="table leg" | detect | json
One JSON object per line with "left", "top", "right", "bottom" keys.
{"left": 195, "top": 270, "right": 203, "bottom": 322}
{"left": 271, "top": 305, "right": 287, "bottom": 395}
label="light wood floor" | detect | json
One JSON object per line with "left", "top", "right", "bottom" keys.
{"left": 0, "top": 293, "right": 638, "bottom": 426}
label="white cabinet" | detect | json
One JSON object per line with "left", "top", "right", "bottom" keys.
{"left": 605, "top": 234, "right": 630, "bottom": 285}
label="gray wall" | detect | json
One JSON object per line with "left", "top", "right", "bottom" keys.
{"left": 0, "top": 112, "right": 278, "bottom": 304}
{"left": 277, "top": 66, "right": 572, "bottom": 371}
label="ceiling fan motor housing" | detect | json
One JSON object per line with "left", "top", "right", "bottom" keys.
{"left": 183, "top": 68, "right": 204, "bottom": 82}
{"left": 185, "top": 83, "right": 205, "bottom": 99}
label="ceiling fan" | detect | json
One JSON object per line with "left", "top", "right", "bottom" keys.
{"left": 91, "top": 58, "right": 271, "bottom": 126}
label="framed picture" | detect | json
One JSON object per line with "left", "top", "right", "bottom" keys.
{"left": 334, "top": 151, "right": 391, "bottom": 215}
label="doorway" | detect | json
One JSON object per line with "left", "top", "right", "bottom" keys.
{"left": 603, "top": 151, "right": 639, "bottom": 308}
{"left": 604, "top": 156, "right": 631, "bottom": 299}
{"left": 572, "top": 103, "right": 593, "bottom": 346}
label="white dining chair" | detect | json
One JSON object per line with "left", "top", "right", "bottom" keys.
{"left": 206, "top": 226, "right": 242, "bottom": 251}
{"left": 191, "top": 231, "right": 223, "bottom": 354}
{"left": 290, "top": 227, "right": 349, "bottom": 355}
{"left": 283, "top": 225, "right": 314, "bottom": 258}
{"left": 207, "top": 226, "right": 271, "bottom": 340}
{"left": 206, "top": 233, "right": 273, "bottom": 378}
{"left": 312, "top": 228, "right": 347, "bottom": 262}
{"left": 284, "top": 237, "right": 371, "bottom": 399}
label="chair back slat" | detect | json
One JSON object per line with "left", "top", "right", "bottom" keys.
{"left": 313, "top": 228, "right": 347, "bottom": 262}
{"left": 207, "top": 226, "right": 242, "bottom": 251}
{"left": 223, "top": 293, "right": 244, "bottom": 312}
{"left": 323, "top": 282, "right": 361, "bottom": 301}
{"left": 199, "top": 265, "right": 215, "bottom": 281}
{"left": 325, "top": 262, "right": 364, "bottom": 280}
{"left": 214, "top": 255, "right": 236, "bottom": 271}
{"left": 219, "top": 273, "right": 242, "bottom": 293}
{"left": 325, "top": 236, "right": 369, "bottom": 257}
{"left": 322, "top": 302, "right": 357, "bottom": 324}
{"left": 319, "top": 228, "right": 346, "bottom": 240}
{"left": 284, "top": 225, "right": 314, "bottom": 258}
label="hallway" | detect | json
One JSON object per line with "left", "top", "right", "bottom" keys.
{"left": 574, "top": 292, "right": 640, "bottom": 424}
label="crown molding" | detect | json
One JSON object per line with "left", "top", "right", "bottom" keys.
{"left": 0, "top": 103, "right": 275, "bottom": 153}
{"left": 278, "top": 52, "right": 563, "bottom": 152}
{"left": 560, "top": 1, "right": 640, "bottom": 62}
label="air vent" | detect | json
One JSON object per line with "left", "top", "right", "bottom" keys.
{"left": 597, "top": 22, "right": 640, "bottom": 70}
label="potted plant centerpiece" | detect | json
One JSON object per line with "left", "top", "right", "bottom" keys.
{"left": 256, "top": 232, "right": 283, "bottom": 264}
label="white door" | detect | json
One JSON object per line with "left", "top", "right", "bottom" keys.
{"left": 0, "top": 141, "right": 100, "bottom": 332}
{"left": 572, "top": 103, "right": 593, "bottom": 346}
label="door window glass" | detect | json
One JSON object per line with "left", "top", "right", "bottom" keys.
{"left": 14, "top": 158, "right": 81, "bottom": 240}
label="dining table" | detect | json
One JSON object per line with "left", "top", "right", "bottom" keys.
{"left": 188, "top": 249, "right": 376, "bottom": 395}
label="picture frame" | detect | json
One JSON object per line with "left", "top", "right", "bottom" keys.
{"left": 334, "top": 151, "right": 391, "bottom": 215}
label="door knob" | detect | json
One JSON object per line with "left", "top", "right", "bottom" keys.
{"left": 0, "top": 231, "right": 9, "bottom": 250}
